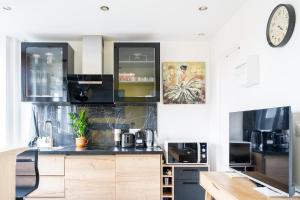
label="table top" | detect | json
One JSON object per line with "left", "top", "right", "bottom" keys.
{"left": 200, "top": 172, "right": 300, "bottom": 200}
{"left": 0, "top": 146, "right": 26, "bottom": 155}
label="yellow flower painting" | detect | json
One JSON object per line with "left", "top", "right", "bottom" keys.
{"left": 162, "top": 62, "right": 206, "bottom": 104}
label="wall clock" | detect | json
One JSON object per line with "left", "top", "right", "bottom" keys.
{"left": 266, "top": 4, "right": 296, "bottom": 47}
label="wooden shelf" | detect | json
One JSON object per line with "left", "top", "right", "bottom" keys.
{"left": 161, "top": 165, "right": 174, "bottom": 200}
{"left": 162, "top": 192, "right": 173, "bottom": 198}
{"left": 162, "top": 185, "right": 173, "bottom": 187}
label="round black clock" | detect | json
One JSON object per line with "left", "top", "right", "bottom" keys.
{"left": 266, "top": 4, "right": 296, "bottom": 47}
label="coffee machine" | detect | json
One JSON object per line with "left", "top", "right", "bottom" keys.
{"left": 135, "top": 130, "right": 145, "bottom": 148}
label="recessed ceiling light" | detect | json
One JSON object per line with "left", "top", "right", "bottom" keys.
{"left": 100, "top": 6, "right": 109, "bottom": 11}
{"left": 2, "top": 6, "right": 12, "bottom": 11}
{"left": 198, "top": 6, "right": 208, "bottom": 11}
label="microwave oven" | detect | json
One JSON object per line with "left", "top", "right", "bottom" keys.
{"left": 164, "top": 141, "right": 208, "bottom": 164}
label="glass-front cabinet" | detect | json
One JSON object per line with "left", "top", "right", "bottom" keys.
{"left": 114, "top": 43, "right": 160, "bottom": 102}
{"left": 21, "top": 43, "right": 74, "bottom": 103}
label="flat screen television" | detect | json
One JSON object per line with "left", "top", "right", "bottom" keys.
{"left": 229, "top": 106, "right": 294, "bottom": 197}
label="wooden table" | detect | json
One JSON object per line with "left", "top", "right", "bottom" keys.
{"left": 200, "top": 172, "right": 300, "bottom": 200}
{"left": 0, "top": 147, "right": 26, "bottom": 200}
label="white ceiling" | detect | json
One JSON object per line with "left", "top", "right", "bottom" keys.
{"left": 0, "top": 0, "right": 247, "bottom": 41}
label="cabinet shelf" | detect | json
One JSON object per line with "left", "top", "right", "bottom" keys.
{"left": 163, "top": 185, "right": 173, "bottom": 187}
{"left": 119, "top": 81, "right": 155, "bottom": 86}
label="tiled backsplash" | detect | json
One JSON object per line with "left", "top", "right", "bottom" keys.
{"left": 34, "top": 104, "right": 157, "bottom": 147}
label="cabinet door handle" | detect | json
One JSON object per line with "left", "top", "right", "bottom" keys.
{"left": 78, "top": 81, "right": 102, "bottom": 85}
{"left": 17, "top": 158, "right": 34, "bottom": 162}
{"left": 182, "top": 182, "right": 199, "bottom": 185}
{"left": 212, "top": 183, "right": 220, "bottom": 190}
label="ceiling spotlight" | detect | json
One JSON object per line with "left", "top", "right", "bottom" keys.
{"left": 198, "top": 6, "right": 208, "bottom": 11}
{"left": 100, "top": 6, "right": 109, "bottom": 11}
{"left": 2, "top": 6, "right": 12, "bottom": 11}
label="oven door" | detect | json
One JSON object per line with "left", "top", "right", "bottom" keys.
{"left": 167, "top": 143, "right": 199, "bottom": 164}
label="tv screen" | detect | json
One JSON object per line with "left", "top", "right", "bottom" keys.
{"left": 229, "top": 106, "right": 294, "bottom": 196}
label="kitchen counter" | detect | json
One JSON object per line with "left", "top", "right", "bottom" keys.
{"left": 38, "top": 146, "right": 163, "bottom": 155}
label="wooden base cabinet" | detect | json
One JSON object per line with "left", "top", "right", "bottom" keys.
{"left": 116, "top": 155, "right": 161, "bottom": 200}
{"left": 26, "top": 155, "right": 65, "bottom": 199}
{"left": 65, "top": 156, "right": 116, "bottom": 200}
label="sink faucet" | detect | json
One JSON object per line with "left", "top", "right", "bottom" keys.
{"left": 45, "top": 120, "right": 53, "bottom": 149}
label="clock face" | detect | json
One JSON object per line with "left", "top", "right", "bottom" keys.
{"left": 269, "top": 6, "right": 289, "bottom": 46}
{"left": 267, "top": 4, "right": 296, "bottom": 47}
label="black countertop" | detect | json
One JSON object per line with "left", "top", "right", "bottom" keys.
{"left": 38, "top": 146, "right": 163, "bottom": 155}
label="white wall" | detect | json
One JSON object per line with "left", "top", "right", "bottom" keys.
{"left": 0, "top": 34, "right": 7, "bottom": 147}
{"left": 210, "top": 0, "right": 300, "bottom": 187}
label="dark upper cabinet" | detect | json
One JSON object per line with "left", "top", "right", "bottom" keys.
{"left": 21, "top": 42, "right": 74, "bottom": 103}
{"left": 114, "top": 43, "right": 160, "bottom": 102}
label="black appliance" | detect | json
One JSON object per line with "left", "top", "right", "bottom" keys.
{"left": 67, "top": 74, "right": 114, "bottom": 104}
{"left": 135, "top": 131, "right": 145, "bottom": 148}
{"left": 229, "top": 106, "right": 294, "bottom": 196}
{"left": 121, "top": 132, "right": 135, "bottom": 148}
{"left": 165, "top": 142, "right": 207, "bottom": 164}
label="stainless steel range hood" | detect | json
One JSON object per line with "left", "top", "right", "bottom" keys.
{"left": 81, "top": 35, "right": 104, "bottom": 74}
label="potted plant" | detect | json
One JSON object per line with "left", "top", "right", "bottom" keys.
{"left": 68, "top": 110, "right": 89, "bottom": 148}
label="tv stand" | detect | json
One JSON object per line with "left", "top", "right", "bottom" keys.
{"left": 200, "top": 172, "right": 299, "bottom": 200}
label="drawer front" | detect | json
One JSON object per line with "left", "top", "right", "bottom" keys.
{"left": 174, "top": 180, "right": 205, "bottom": 200}
{"left": 175, "top": 167, "right": 208, "bottom": 180}
{"left": 38, "top": 155, "right": 65, "bottom": 175}
{"left": 65, "top": 156, "right": 116, "bottom": 200}
{"left": 200, "top": 174, "right": 234, "bottom": 200}
{"left": 27, "top": 176, "right": 64, "bottom": 198}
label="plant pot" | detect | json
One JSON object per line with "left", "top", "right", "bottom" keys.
{"left": 75, "top": 137, "right": 88, "bottom": 148}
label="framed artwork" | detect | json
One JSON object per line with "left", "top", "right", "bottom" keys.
{"left": 162, "top": 62, "right": 206, "bottom": 104}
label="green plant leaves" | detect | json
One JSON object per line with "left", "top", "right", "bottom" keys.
{"left": 68, "top": 110, "right": 88, "bottom": 138}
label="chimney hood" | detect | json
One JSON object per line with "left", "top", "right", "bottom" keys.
{"left": 81, "top": 35, "right": 103, "bottom": 74}
{"left": 67, "top": 35, "right": 114, "bottom": 105}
